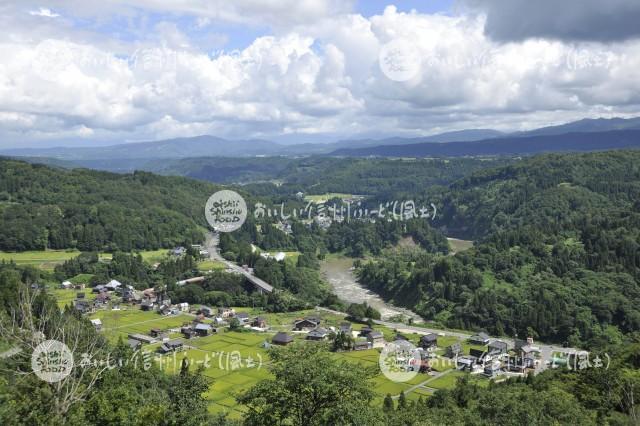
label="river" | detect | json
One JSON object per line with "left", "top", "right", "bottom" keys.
{"left": 320, "top": 257, "right": 423, "bottom": 322}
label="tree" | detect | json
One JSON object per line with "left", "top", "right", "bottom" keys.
{"left": 398, "top": 391, "right": 407, "bottom": 410}
{"left": 229, "top": 317, "right": 241, "bottom": 331}
{"left": 238, "top": 343, "right": 378, "bottom": 426}
{"left": 167, "top": 358, "right": 210, "bottom": 425}
{"left": 383, "top": 394, "right": 394, "bottom": 413}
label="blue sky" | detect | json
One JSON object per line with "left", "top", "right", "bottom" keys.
{"left": 0, "top": 0, "right": 638, "bottom": 148}
{"left": 356, "top": 0, "right": 454, "bottom": 17}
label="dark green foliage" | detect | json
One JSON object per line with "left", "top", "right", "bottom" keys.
{"left": 358, "top": 151, "right": 640, "bottom": 345}
{"left": 0, "top": 160, "right": 216, "bottom": 251}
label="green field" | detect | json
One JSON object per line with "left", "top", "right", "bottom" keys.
{"left": 83, "top": 304, "right": 485, "bottom": 418}
{"left": 197, "top": 260, "right": 226, "bottom": 272}
{"left": 0, "top": 250, "right": 85, "bottom": 270}
{"left": 0, "top": 249, "right": 179, "bottom": 270}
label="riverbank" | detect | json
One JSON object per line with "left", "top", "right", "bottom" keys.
{"left": 320, "top": 256, "right": 423, "bottom": 322}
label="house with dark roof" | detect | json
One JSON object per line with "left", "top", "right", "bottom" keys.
{"left": 127, "top": 339, "right": 142, "bottom": 351}
{"left": 73, "top": 299, "right": 93, "bottom": 314}
{"left": 181, "top": 326, "right": 197, "bottom": 339}
{"left": 367, "top": 331, "right": 385, "bottom": 348}
{"left": 306, "top": 327, "right": 330, "bottom": 341}
{"left": 354, "top": 340, "right": 370, "bottom": 351}
{"left": 359, "top": 326, "right": 373, "bottom": 337}
{"left": 457, "top": 355, "right": 477, "bottom": 370}
{"left": 484, "top": 361, "right": 502, "bottom": 377}
{"left": 446, "top": 342, "right": 462, "bottom": 358}
{"left": 128, "top": 333, "right": 156, "bottom": 344}
{"left": 419, "top": 333, "right": 438, "bottom": 349}
{"left": 293, "top": 318, "right": 320, "bottom": 331}
{"left": 469, "top": 348, "right": 489, "bottom": 364}
{"left": 159, "top": 339, "right": 184, "bottom": 354}
{"left": 272, "top": 332, "right": 293, "bottom": 346}
{"left": 150, "top": 328, "right": 168, "bottom": 339}
{"left": 339, "top": 322, "right": 352, "bottom": 333}
{"left": 235, "top": 312, "right": 250, "bottom": 323}
{"left": 469, "top": 332, "right": 490, "bottom": 345}
{"left": 488, "top": 340, "right": 508, "bottom": 354}
{"left": 194, "top": 323, "right": 212, "bottom": 336}
{"left": 199, "top": 306, "right": 216, "bottom": 317}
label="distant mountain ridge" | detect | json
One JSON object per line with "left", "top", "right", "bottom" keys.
{"left": 330, "top": 129, "right": 640, "bottom": 157}
{"left": 2, "top": 116, "right": 639, "bottom": 165}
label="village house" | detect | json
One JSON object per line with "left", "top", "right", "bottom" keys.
{"left": 339, "top": 322, "right": 352, "bottom": 334}
{"left": 140, "top": 300, "right": 155, "bottom": 311}
{"left": 488, "top": 340, "right": 508, "bottom": 354}
{"left": 484, "top": 361, "right": 503, "bottom": 377}
{"left": 419, "top": 333, "right": 438, "bottom": 349}
{"left": 105, "top": 279, "right": 122, "bottom": 291}
{"left": 272, "top": 332, "right": 293, "bottom": 346}
{"left": 354, "top": 340, "right": 370, "bottom": 351}
{"left": 252, "top": 317, "right": 267, "bottom": 328}
{"left": 367, "top": 330, "right": 385, "bottom": 348}
{"left": 457, "top": 355, "right": 478, "bottom": 371}
{"left": 60, "top": 280, "right": 72, "bottom": 289}
{"left": 95, "top": 292, "right": 110, "bottom": 305}
{"left": 150, "top": 328, "right": 168, "bottom": 340}
{"left": 178, "top": 302, "right": 189, "bottom": 312}
{"left": 218, "top": 307, "right": 235, "bottom": 318}
{"left": 306, "top": 327, "right": 330, "bottom": 341}
{"left": 159, "top": 339, "right": 184, "bottom": 354}
{"left": 469, "top": 332, "right": 490, "bottom": 346}
{"left": 76, "top": 292, "right": 85, "bottom": 299}
{"left": 293, "top": 317, "right": 320, "bottom": 331}
{"left": 158, "top": 305, "right": 172, "bottom": 316}
{"left": 128, "top": 333, "right": 156, "bottom": 344}
{"left": 73, "top": 299, "right": 93, "bottom": 314}
{"left": 181, "top": 326, "right": 197, "bottom": 339}
{"left": 359, "top": 326, "right": 374, "bottom": 337}
{"left": 446, "top": 342, "right": 463, "bottom": 358}
{"left": 127, "top": 339, "right": 142, "bottom": 351}
{"left": 235, "top": 312, "right": 250, "bottom": 323}
{"left": 194, "top": 323, "right": 213, "bottom": 336}
{"left": 199, "top": 306, "right": 215, "bottom": 317}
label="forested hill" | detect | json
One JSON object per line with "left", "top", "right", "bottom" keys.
{"left": 0, "top": 159, "right": 220, "bottom": 251}
{"left": 433, "top": 150, "right": 640, "bottom": 240}
{"left": 359, "top": 151, "right": 640, "bottom": 346}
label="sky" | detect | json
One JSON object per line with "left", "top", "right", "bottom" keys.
{"left": 1, "top": 0, "right": 640, "bottom": 148}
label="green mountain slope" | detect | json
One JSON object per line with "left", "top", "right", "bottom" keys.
{"left": 0, "top": 159, "right": 221, "bottom": 251}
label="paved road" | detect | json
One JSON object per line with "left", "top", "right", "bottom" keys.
{"left": 204, "top": 232, "right": 273, "bottom": 293}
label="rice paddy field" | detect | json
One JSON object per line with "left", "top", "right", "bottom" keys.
{"left": 0, "top": 249, "right": 168, "bottom": 270}
{"left": 0, "top": 250, "right": 108, "bottom": 270}
{"left": 84, "top": 306, "right": 489, "bottom": 418}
